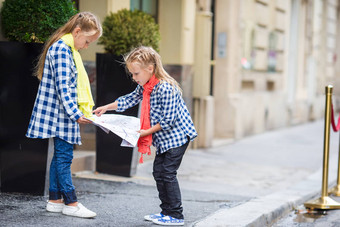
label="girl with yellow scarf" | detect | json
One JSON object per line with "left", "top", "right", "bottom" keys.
{"left": 26, "top": 12, "right": 101, "bottom": 218}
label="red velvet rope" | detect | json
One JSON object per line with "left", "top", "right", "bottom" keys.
{"left": 331, "top": 104, "right": 340, "bottom": 132}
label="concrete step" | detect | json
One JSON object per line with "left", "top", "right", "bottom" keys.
{"left": 71, "top": 150, "right": 96, "bottom": 173}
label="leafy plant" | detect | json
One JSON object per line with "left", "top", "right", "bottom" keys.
{"left": 99, "top": 9, "right": 160, "bottom": 56}
{"left": 0, "top": 0, "right": 78, "bottom": 43}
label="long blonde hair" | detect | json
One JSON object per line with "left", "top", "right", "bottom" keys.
{"left": 124, "top": 46, "right": 182, "bottom": 93}
{"left": 35, "top": 12, "right": 102, "bottom": 80}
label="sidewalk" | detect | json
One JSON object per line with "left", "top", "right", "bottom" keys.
{"left": 1, "top": 119, "right": 339, "bottom": 226}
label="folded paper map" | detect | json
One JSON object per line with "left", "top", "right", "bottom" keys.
{"left": 85, "top": 114, "right": 140, "bottom": 147}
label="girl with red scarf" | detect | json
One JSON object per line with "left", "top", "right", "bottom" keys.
{"left": 93, "top": 46, "right": 197, "bottom": 226}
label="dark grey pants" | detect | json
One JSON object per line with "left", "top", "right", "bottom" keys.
{"left": 152, "top": 139, "right": 189, "bottom": 219}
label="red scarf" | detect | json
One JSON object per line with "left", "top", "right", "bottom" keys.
{"left": 137, "top": 74, "right": 159, "bottom": 163}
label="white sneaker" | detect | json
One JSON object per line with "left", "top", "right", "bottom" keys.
{"left": 152, "top": 216, "right": 184, "bottom": 226}
{"left": 46, "top": 201, "right": 64, "bottom": 213}
{"left": 62, "top": 203, "right": 96, "bottom": 218}
{"left": 144, "top": 213, "right": 164, "bottom": 221}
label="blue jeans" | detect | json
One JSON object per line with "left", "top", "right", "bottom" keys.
{"left": 153, "top": 139, "right": 190, "bottom": 219}
{"left": 49, "top": 137, "right": 77, "bottom": 205}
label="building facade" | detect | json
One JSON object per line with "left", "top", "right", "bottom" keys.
{"left": 1, "top": 0, "right": 339, "bottom": 149}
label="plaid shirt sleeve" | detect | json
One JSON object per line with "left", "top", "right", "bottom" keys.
{"left": 116, "top": 85, "right": 143, "bottom": 112}
{"left": 49, "top": 48, "right": 83, "bottom": 121}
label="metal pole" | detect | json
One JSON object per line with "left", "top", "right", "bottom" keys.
{"left": 321, "top": 85, "right": 332, "bottom": 198}
{"left": 304, "top": 85, "right": 340, "bottom": 209}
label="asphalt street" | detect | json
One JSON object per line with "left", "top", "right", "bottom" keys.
{"left": 0, "top": 178, "right": 247, "bottom": 226}
{"left": 1, "top": 119, "right": 340, "bottom": 226}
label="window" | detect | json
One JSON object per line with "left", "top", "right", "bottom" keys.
{"left": 268, "top": 32, "right": 277, "bottom": 72}
{"left": 130, "top": 0, "right": 158, "bottom": 21}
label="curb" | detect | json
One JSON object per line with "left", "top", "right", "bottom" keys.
{"left": 192, "top": 159, "right": 338, "bottom": 227}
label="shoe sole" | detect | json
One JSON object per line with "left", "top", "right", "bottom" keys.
{"left": 144, "top": 217, "right": 162, "bottom": 221}
{"left": 152, "top": 222, "right": 184, "bottom": 226}
{"left": 62, "top": 211, "right": 96, "bottom": 218}
{"left": 46, "top": 208, "right": 63, "bottom": 213}
{"left": 152, "top": 219, "right": 184, "bottom": 226}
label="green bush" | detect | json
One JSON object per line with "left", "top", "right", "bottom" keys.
{"left": 99, "top": 9, "right": 160, "bottom": 56}
{"left": 0, "top": 0, "right": 78, "bottom": 43}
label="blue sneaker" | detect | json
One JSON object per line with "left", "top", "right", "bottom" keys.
{"left": 152, "top": 215, "right": 184, "bottom": 226}
{"left": 144, "top": 213, "right": 165, "bottom": 221}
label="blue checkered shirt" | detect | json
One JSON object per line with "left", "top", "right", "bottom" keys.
{"left": 116, "top": 82, "right": 197, "bottom": 154}
{"left": 26, "top": 39, "right": 83, "bottom": 145}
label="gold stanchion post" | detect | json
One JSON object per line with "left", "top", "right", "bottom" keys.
{"left": 304, "top": 85, "right": 340, "bottom": 209}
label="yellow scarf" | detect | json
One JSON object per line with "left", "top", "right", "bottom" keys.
{"left": 61, "top": 33, "right": 94, "bottom": 119}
